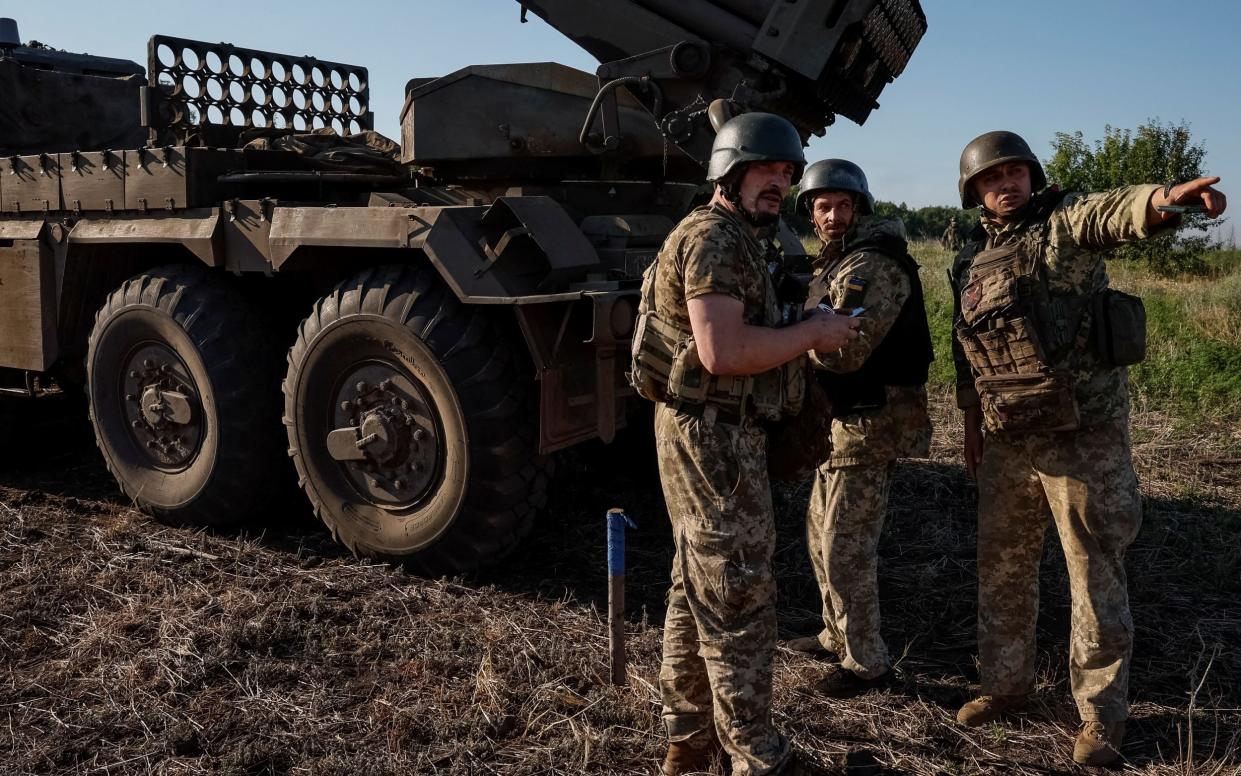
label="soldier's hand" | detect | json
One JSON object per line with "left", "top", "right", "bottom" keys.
{"left": 804, "top": 309, "right": 860, "bottom": 352}
{"left": 963, "top": 405, "right": 984, "bottom": 478}
{"left": 1155, "top": 176, "right": 1228, "bottom": 219}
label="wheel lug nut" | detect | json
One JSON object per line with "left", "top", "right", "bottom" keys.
{"left": 143, "top": 359, "right": 154, "bottom": 368}
{"left": 340, "top": 400, "right": 353, "bottom": 412}
{"left": 126, "top": 393, "right": 137, "bottom": 401}
{"left": 131, "top": 420, "right": 142, "bottom": 429}
{"left": 412, "top": 462, "right": 423, "bottom": 473}
{"left": 379, "top": 379, "right": 392, "bottom": 391}
{"left": 393, "top": 479, "right": 405, "bottom": 490}
{"left": 356, "top": 381, "right": 369, "bottom": 394}
{"left": 146, "top": 440, "right": 157, "bottom": 449}
{"left": 413, "top": 429, "right": 426, "bottom": 442}
{"left": 129, "top": 370, "right": 139, "bottom": 378}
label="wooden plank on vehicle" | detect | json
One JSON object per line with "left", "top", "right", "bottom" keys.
{"left": 60, "top": 150, "right": 126, "bottom": 213}
{"left": 0, "top": 228, "right": 58, "bottom": 371}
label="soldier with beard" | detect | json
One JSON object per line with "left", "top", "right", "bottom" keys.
{"left": 783, "top": 159, "right": 934, "bottom": 697}
{"left": 630, "top": 114, "right": 860, "bottom": 776}
{"left": 949, "top": 131, "right": 1226, "bottom": 765}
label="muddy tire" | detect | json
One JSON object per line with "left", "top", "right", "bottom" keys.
{"left": 87, "top": 265, "right": 284, "bottom": 525}
{"left": 284, "top": 264, "right": 549, "bottom": 574}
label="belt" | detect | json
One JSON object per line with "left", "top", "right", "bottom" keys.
{"left": 669, "top": 400, "right": 744, "bottom": 427}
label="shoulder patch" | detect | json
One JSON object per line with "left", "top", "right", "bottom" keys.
{"left": 841, "top": 276, "right": 868, "bottom": 309}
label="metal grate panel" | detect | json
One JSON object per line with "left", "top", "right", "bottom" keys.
{"left": 147, "top": 35, "right": 372, "bottom": 139}
{"left": 863, "top": 0, "right": 925, "bottom": 78}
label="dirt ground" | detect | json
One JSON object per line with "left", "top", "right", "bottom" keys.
{"left": 1, "top": 392, "right": 1238, "bottom": 776}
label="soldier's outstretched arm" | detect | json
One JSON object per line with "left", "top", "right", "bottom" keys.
{"left": 1059, "top": 178, "right": 1224, "bottom": 253}
{"left": 689, "top": 294, "right": 859, "bottom": 376}
{"left": 1147, "top": 176, "right": 1227, "bottom": 223}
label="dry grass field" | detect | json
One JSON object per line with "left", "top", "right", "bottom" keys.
{"left": 2, "top": 246, "right": 1239, "bottom": 775}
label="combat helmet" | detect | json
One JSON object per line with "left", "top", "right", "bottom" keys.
{"left": 796, "top": 158, "right": 875, "bottom": 215}
{"left": 707, "top": 112, "right": 806, "bottom": 184}
{"left": 958, "top": 131, "right": 1047, "bottom": 209}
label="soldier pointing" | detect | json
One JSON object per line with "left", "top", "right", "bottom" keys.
{"left": 949, "top": 130, "right": 1226, "bottom": 765}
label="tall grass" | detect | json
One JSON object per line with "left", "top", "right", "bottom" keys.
{"left": 908, "top": 241, "right": 1241, "bottom": 422}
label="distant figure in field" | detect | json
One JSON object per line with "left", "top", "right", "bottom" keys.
{"left": 941, "top": 216, "right": 962, "bottom": 251}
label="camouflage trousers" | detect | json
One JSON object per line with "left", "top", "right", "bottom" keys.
{"left": 805, "top": 461, "right": 895, "bottom": 679}
{"left": 655, "top": 403, "right": 790, "bottom": 776}
{"left": 976, "top": 418, "right": 1141, "bottom": 722}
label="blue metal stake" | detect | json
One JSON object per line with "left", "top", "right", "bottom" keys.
{"left": 607, "top": 507, "right": 637, "bottom": 685}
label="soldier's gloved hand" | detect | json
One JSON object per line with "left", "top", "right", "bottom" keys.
{"left": 803, "top": 308, "right": 860, "bottom": 352}
{"left": 1152, "top": 176, "right": 1228, "bottom": 220}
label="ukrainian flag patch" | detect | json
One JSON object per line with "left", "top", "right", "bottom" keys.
{"left": 842, "top": 276, "right": 867, "bottom": 308}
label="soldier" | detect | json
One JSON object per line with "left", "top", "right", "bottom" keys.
{"left": 949, "top": 131, "right": 1227, "bottom": 765}
{"left": 941, "top": 216, "right": 961, "bottom": 251}
{"left": 630, "top": 113, "right": 860, "bottom": 775}
{"left": 783, "top": 160, "right": 934, "bottom": 697}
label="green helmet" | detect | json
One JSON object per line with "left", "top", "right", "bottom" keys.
{"left": 707, "top": 112, "right": 806, "bottom": 184}
{"left": 795, "top": 158, "right": 875, "bottom": 215}
{"left": 958, "top": 130, "right": 1047, "bottom": 209}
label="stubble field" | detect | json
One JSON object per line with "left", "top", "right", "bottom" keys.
{"left": 2, "top": 244, "right": 1239, "bottom": 775}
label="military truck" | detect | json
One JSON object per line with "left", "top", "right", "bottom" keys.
{"left": 0, "top": 2, "right": 925, "bottom": 573}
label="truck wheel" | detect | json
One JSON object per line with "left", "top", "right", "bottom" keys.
{"left": 284, "top": 264, "right": 548, "bottom": 574}
{"left": 87, "top": 265, "right": 284, "bottom": 525}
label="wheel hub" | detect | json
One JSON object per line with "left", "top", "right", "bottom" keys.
{"left": 121, "top": 344, "right": 203, "bottom": 468}
{"left": 325, "top": 364, "right": 440, "bottom": 505}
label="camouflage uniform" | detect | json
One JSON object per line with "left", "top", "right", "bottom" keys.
{"left": 951, "top": 184, "right": 1172, "bottom": 722}
{"left": 654, "top": 204, "right": 790, "bottom": 775}
{"left": 804, "top": 218, "right": 932, "bottom": 678}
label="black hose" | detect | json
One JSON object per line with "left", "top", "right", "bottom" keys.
{"left": 579, "top": 76, "right": 664, "bottom": 150}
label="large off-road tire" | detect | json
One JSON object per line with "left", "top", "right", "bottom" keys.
{"left": 87, "top": 265, "right": 284, "bottom": 525}
{"left": 284, "top": 264, "right": 549, "bottom": 574}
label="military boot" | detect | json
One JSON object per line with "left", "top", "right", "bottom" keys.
{"left": 783, "top": 635, "right": 838, "bottom": 659}
{"left": 661, "top": 729, "right": 722, "bottom": 776}
{"left": 955, "top": 694, "right": 1027, "bottom": 726}
{"left": 812, "top": 664, "right": 896, "bottom": 699}
{"left": 1073, "top": 720, "right": 1125, "bottom": 766}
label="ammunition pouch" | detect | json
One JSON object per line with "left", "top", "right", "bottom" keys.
{"left": 1092, "top": 289, "right": 1146, "bottom": 367}
{"left": 665, "top": 338, "right": 805, "bottom": 421}
{"left": 630, "top": 310, "right": 806, "bottom": 421}
{"left": 629, "top": 309, "right": 678, "bottom": 402}
{"left": 976, "top": 372, "right": 1080, "bottom": 433}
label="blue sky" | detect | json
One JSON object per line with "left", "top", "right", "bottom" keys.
{"left": 8, "top": 1, "right": 1239, "bottom": 214}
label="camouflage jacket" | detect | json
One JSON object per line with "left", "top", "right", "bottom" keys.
{"left": 810, "top": 217, "right": 932, "bottom": 466}
{"left": 950, "top": 184, "right": 1175, "bottom": 423}
{"left": 651, "top": 203, "right": 781, "bottom": 333}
